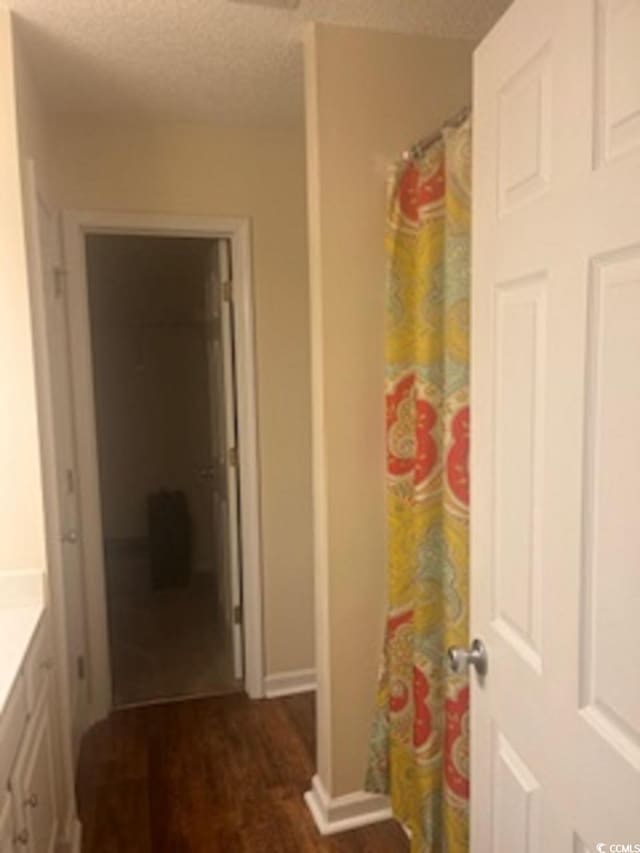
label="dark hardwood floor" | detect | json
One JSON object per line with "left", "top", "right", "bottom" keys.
{"left": 77, "top": 691, "right": 409, "bottom": 852}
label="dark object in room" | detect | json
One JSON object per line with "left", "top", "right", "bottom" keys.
{"left": 148, "top": 490, "right": 192, "bottom": 589}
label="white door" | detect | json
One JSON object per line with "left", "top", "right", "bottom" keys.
{"left": 471, "top": 0, "right": 640, "bottom": 849}
{"left": 26, "top": 170, "right": 89, "bottom": 755}
{"left": 205, "top": 239, "right": 244, "bottom": 680}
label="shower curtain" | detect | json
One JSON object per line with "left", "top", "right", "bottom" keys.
{"left": 366, "top": 116, "right": 471, "bottom": 853}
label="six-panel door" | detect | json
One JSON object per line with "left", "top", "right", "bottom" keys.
{"left": 471, "top": 0, "right": 640, "bottom": 848}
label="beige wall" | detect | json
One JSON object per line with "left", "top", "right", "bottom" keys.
{"left": 305, "top": 22, "right": 473, "bottom": 795}
{"left": 13, "top": 24, "right": 51, "bottom": 184}
{"left": 48, "top": 120, "right": 314, "bottom": 677}
{"left": 0, "top": 9, "right": 47, "bottom": 574}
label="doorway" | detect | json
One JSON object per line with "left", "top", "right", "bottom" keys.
{"left": 85, "top": 234, "right": 240, "bottom": 706}
{"left": 61, "top": 211, "right": 264, "bottom": 720}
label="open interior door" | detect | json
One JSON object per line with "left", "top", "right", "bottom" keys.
{"left": 471, "top": 0, "right": 640, "bottom": 848}
{"left": 205, "top": 238, "right": 244, "bottom": 682}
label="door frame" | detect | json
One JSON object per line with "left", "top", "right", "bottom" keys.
{"left": 22, "top": 159, "right": 81, "bottom": 840}
{"left": 62, "top": 209, "right": 265, "bottom": 722}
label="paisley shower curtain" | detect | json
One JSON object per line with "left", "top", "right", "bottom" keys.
{"left": 366, "top": 116, "right": 471, "bottom": 853}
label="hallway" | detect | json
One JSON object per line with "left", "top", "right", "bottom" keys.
{"left": 76, "top": 692, "right": 409, "bottom": 852}
{"left": 106, "top": 551, "right": 239, "bottom": 706}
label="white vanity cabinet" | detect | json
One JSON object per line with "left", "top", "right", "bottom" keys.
{"left": 10, "top": 689, "right": 58, "bottom": 853}
{"left": 0, "top": 794, "right": 15, "bottom": 853}
{"left": 0, "top": 613, "right": 60, "bottom": 853}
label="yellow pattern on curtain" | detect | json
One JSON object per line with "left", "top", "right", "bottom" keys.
{"left": 366, "top": 117, "right": 471, "bottom": 853}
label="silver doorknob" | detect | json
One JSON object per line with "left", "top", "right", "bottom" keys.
{"left": 61, "top": 529, "right": 79, "bottom": 544}
{"left": 447, "top": 638, "right": 488, "bottom": 676}
{"left": 24, "top": 793, "right": 38, "bottom": 808}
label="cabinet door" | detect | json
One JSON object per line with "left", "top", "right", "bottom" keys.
{"left": 0, "top": 794, "right": 15, "bottom": 853}
{"left": 11, "top": 684, "right": 59, "bottom": 853}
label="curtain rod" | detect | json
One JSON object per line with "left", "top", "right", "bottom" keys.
{"left": 402, "top": 105, "right": 471, "bottom": 162}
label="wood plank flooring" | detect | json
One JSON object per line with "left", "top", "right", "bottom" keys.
{"left": 77, "top": 691, "right": 409, "bottom": 852}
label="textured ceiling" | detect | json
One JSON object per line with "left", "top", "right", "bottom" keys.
{"left": 9, "top": 0, "right": 512, "bottom": 125}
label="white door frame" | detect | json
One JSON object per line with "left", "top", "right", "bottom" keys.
{"left": 22, "top": 159, "right": 80, "bottom": 841}
{"left": 62, "top": 209, "right": 265, "bottom": 722}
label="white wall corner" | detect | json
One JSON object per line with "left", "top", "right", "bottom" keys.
{"left": 263, "top": 668, "right": 317, "bottom": 698}
{"left": 303, "top": 773, "right": 392, "bottom": 836}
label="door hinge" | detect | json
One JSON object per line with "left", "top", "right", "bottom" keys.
{"left": 53, "top": 266, "right": 67, "bottom": 298}
{"left": 228, "top": 446, "right": 238, "bottom": 467}
{"left": 65, "top": 468, "right": 75, "bottom": 494}
{"left": 233, "top": 604, "right": 243, "bottom": 625}
{"left": 222, "top": 280, "right": 233, "bottom": 302}
{"left": 77, "top": 655, "right": 86, "bottom": 681}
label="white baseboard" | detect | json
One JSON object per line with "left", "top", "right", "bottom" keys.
{"left": 264, "top": 668, "right": 316, "bottom": 698}
{"left": 304, "top": 774, "right": 392, "bottom": 835}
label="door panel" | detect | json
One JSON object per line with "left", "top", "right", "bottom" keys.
{"left": 493, "top": 733, "right": 541, "bottom": 853}
{"left": 472, "top": 0, "right": 640, "bottom": 847}
{"left": 581, "top": 251, "right": 640, "bottom": 756}
{"left": 493, "top": 274, "right": 546, "bottom": 672}
{"left": 595, "top": 0, "right": 640, "bottom": 165}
